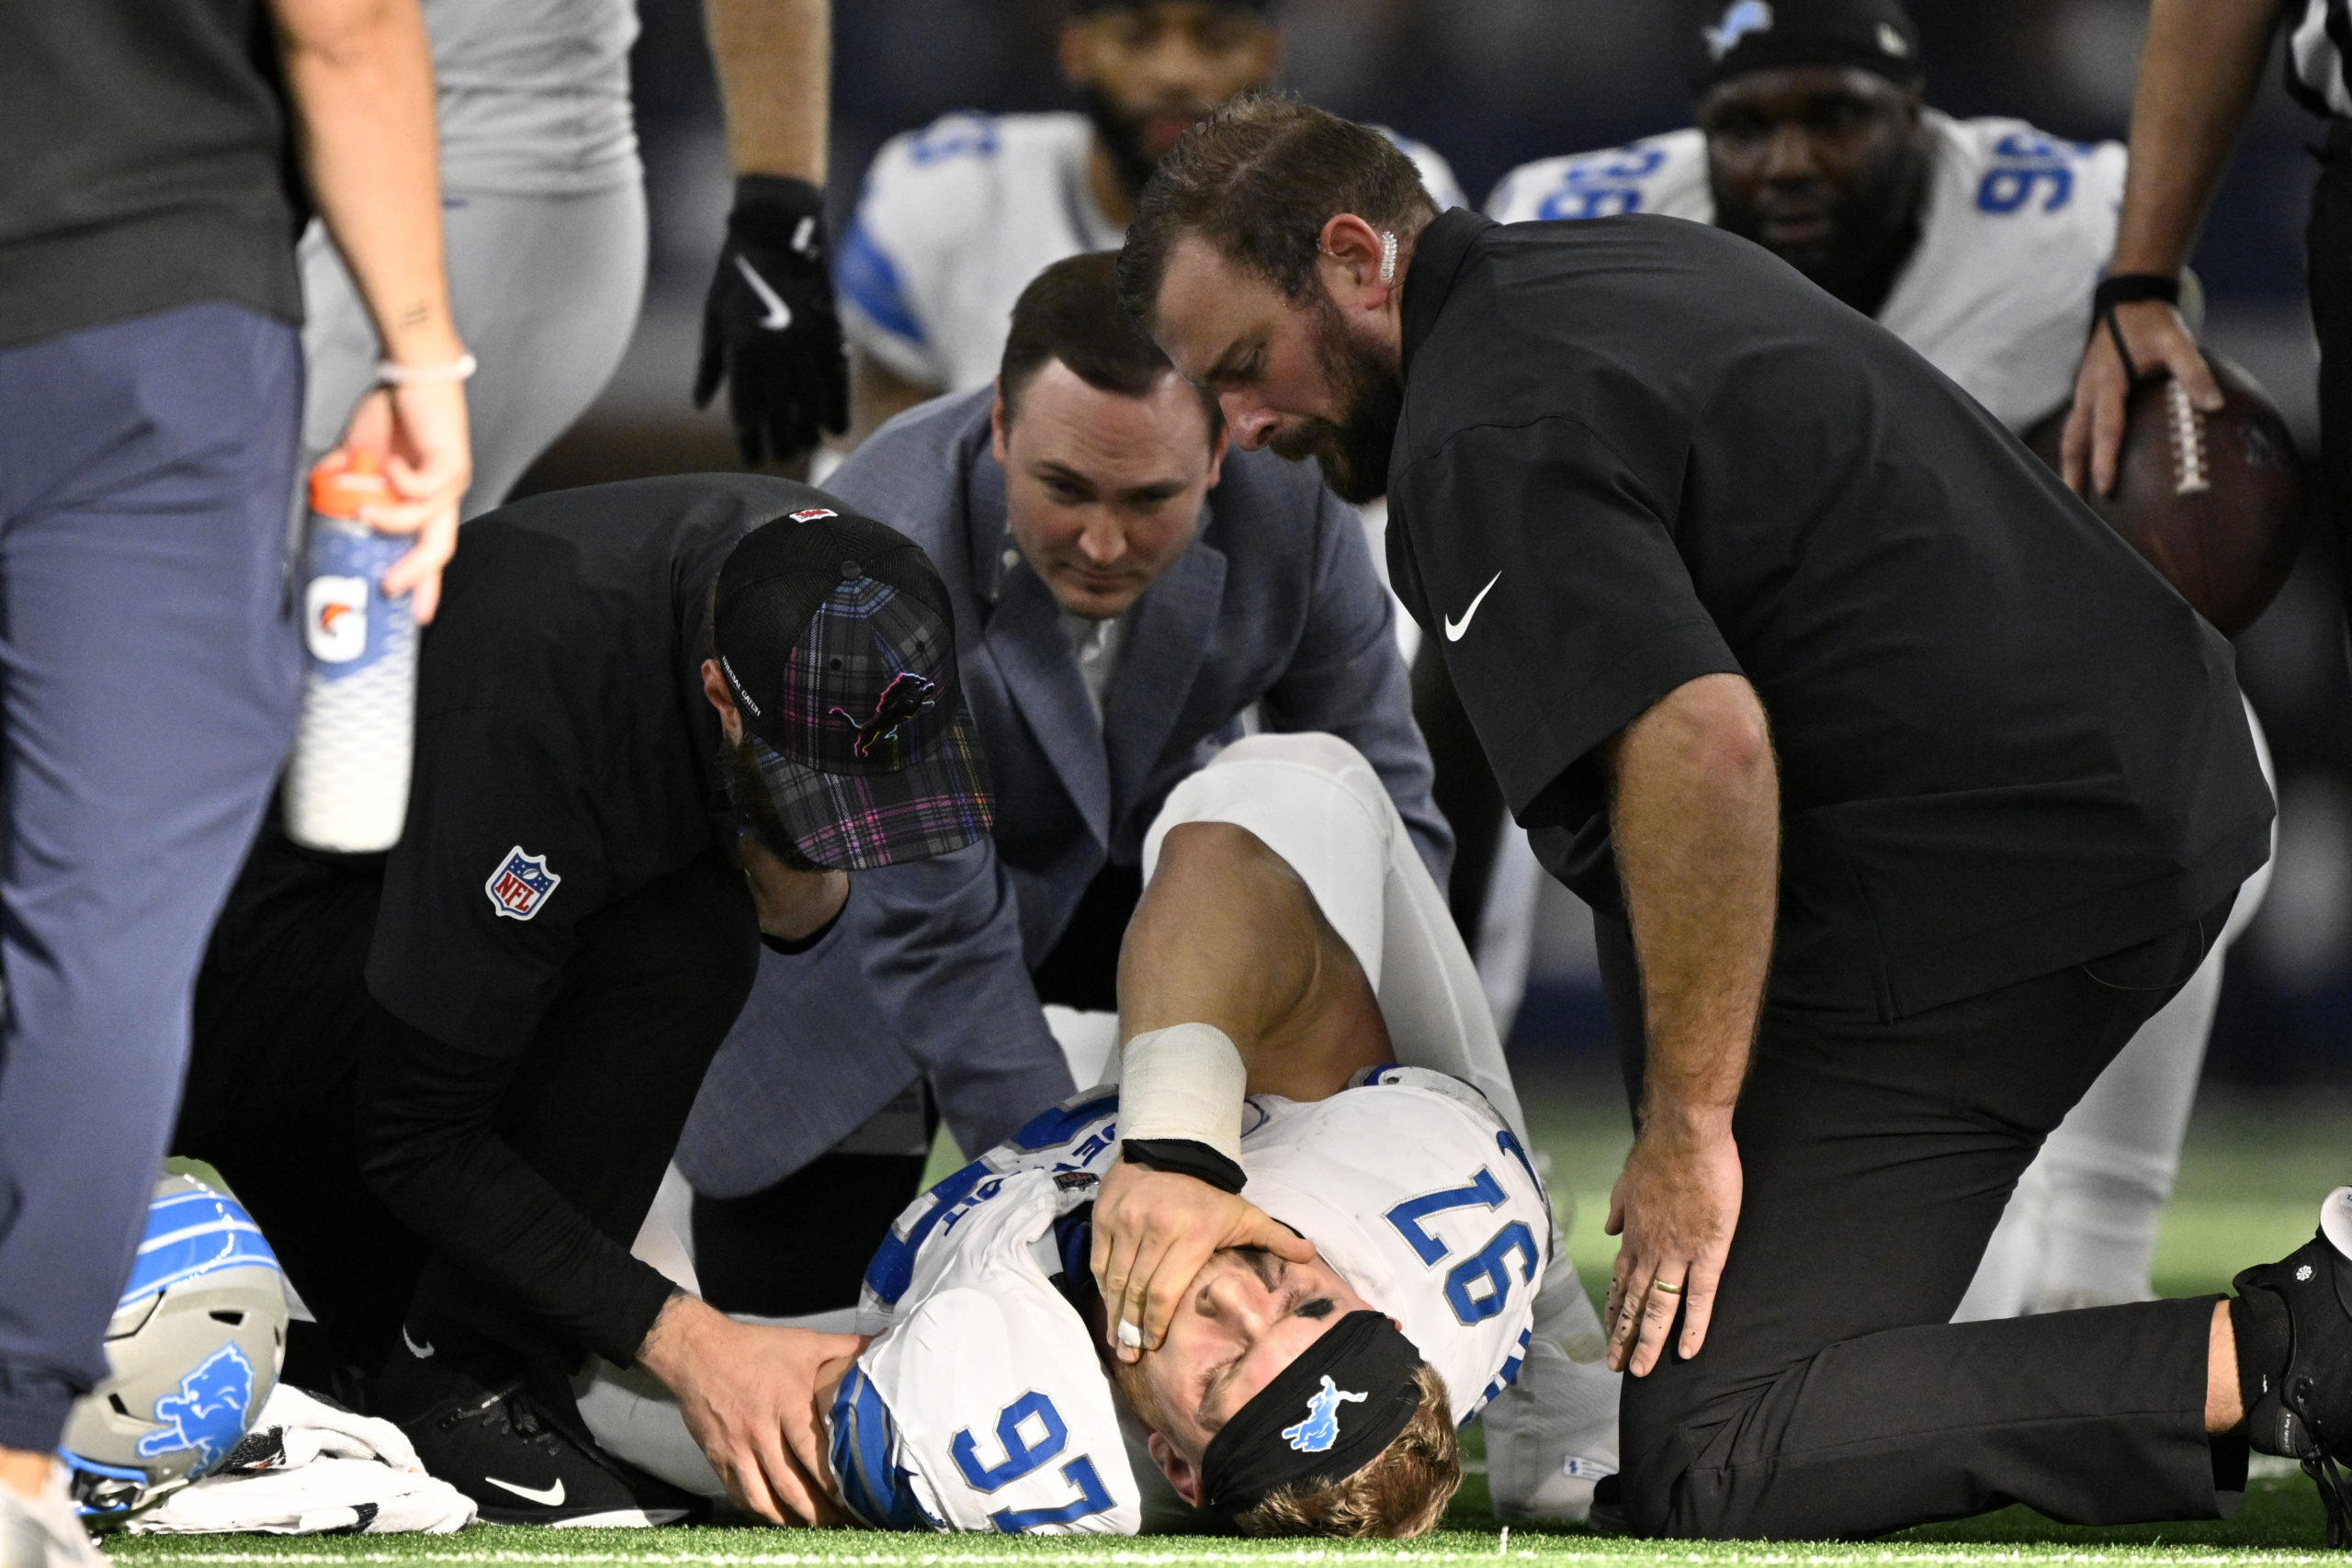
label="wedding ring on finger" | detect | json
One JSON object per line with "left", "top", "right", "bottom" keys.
{"left": 1117, "top": 1319, "right": 1145, "bottom": 1350}
{"left": 1654, "top": 1279, "right": 1686, "bottom": 1296}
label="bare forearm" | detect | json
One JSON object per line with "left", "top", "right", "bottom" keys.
{"left": 706, "top": 0, "right": 830, "bottom": 181}
{"left": 1609, "top": 674, "right": 1778, "bottom": 1126}
{"left": 275, "top": 0, "right": 460, "bottom": 366}
{"left": 1117, "top": 823, "right": 1320, "bottom": 1050}
{"left": 2109, "top": 0, "right": 2282, "bottom": 276}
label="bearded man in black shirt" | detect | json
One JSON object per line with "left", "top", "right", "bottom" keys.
{"left": 1106, "top": 96, "right": 2352, "bottom": 1542}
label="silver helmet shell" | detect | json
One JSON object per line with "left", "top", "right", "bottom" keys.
{"left": 59, "top": 1171, "right": 288, "bottom": 1521}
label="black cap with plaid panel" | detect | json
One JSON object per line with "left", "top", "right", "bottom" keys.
{"left": 712, "top": 508, "right": 993, "bottom": 871}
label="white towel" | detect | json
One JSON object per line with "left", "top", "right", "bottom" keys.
{"left": 126, "top": 1384, "right": 476, "bottom": 1535}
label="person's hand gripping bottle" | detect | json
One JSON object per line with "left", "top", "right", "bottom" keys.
{"left": 281, "top": 450, "right": 419, "bottom": 852}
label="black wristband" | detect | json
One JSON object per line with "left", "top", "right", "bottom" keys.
{"left": 2092, "top": 273, "right": 2183, "bottom": 315}
{"left": 1122, "top": 1137, "right": 1247, "bottom": 1194}
{"left": 732, "top": 173, "right": 825, "bottom": 218}
{"left": 2090, "top": 274, "right": 2183, "bottom": 388}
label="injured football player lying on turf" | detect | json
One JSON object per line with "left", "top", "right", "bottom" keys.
{"left": 579, "top": 734, "right": 1618, "bottom": 1535}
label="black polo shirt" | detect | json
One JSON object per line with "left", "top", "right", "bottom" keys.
{"left": 368, "top": 472, "right": 832, "bottom": 1052}
{"left": 1385, "top": 209, "right": 2273, "bottom": 1019}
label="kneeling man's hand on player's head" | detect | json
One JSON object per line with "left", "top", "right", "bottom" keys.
{"left": 1092, "top": 1157, "right": 1317, "bottom": 1363}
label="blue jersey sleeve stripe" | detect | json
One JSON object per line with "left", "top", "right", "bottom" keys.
{"left": 1007, "top": 1091, "right": 1118, "bottom": 1152}
{"left": 864, "top": 1159, "right": 989, "bottom": 1305}
{"left": 829, "top": 1367, "right": 940, "bottom": 1530}
{"left": 835, "top": 218, "right": 925, "bottom": 345}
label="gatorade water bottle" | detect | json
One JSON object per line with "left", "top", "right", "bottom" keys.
{"left": 281, "top": 451, "right": 418, "bottom": 853}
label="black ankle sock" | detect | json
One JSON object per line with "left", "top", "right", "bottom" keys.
{"left": 2231, "top": 1285, "right": 2291, "bottom": 1418}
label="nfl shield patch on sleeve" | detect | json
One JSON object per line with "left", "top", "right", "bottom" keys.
{"left": 485, "top": 846, "right": 561, "bottom": 920}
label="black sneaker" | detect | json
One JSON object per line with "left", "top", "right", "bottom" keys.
{"left": 2233, "top": 1186, "right": 2352, "bottom": 1548}
{"left": 400, "top": 1376, "right": 707, "bottom": 1528}
{"left": 1585, "top": 1473, "right": 1629, "bottom": 1536}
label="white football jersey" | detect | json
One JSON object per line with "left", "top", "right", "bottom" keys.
{"left": 1239, "top": 1066, "right": 1549, "bottom": 1425}
{"left": 837, "top": 110, "right": 1468, "bottom": 394}
{"left": 1484, "top": 111, "right": 2127, "bottom": 431}
{"left": 833, "top": 1164, "right": 1141, "bottom": 1534}
{"left": 832, "top": 1068, "right": 1546, "bottom": 1533}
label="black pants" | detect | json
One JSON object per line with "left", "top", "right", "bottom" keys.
{"left": 2311, "top": 123, "right": 2352, "bottom": 627}
{"left": 692, "top": 1082, "right": 938, "bottom": 1317}
{"left": 693, "top": 860, "right": 1143, "bottom": 1315}
{"left": 1594, "top": 907, "right": 2244, "bottom": 1537}
{"left": 175, "top": 829, "right": 755, "bottom": 1393}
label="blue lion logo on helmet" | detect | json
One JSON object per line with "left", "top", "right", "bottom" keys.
{"left": 1704, "top": 0, "right": 1775, "bottom": 59}
{"left": 136, "top": 1343, "right": 255, "bottom": 1470}
{"left": 1280, "top": 1375, "right": 1368, "bottom": 1454}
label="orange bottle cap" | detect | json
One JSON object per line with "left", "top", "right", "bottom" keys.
{"left": 309, "top": 449, "right": 392, "bottom": 520}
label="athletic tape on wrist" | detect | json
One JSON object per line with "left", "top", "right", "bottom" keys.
{"left": 1117, "top": 1022, "right": 1247, "bottom": 1168}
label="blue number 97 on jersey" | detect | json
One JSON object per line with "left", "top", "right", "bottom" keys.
{"left": 951, "top": 1393, "right": 1114, "bottom": 1534}
{"left": 1385, "top": 1149, "right": 1546, "bottom": 1326}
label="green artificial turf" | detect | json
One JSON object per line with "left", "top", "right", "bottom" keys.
{"left": 112, "top": 1078, "right": 2351, "bottom": 1563}
{"left": 91, "top": 1473, "right": 2337, "bottom": 1568}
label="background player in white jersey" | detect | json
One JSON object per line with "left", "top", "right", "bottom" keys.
{"left": 1483, "top": 0, "right": 2274, "bottom": 1321}
{"left": 302, "top": 0, "right": 847, "bottom": 518}
{"left": 834, "top": 0, "right": 1464, "bottom": 443}
{"left": 581, "top": 735, "right": 1616, "bottom": 1529}
{"left": 1487, "top": 0, "right": 2123, "bottom": 431}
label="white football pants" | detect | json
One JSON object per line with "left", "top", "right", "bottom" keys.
{"left": 1141, "top": 731, "right": 1530, "bottom": 1139}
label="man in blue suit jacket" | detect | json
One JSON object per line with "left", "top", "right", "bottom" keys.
{"left": 675, "top": 254, "right": 1447, "bottom": 1312}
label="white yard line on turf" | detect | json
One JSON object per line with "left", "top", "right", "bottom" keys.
{"left": 113, "top": 1552, "right": 2352, "bottom": 1567}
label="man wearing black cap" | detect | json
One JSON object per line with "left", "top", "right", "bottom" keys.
{"left": 173, "top": 477, "right": 991, "bottom": 1529}
{"left": 1115, "top": 96, "right": 2319, "bottom": 1540}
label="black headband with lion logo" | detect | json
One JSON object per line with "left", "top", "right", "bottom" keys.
{"left": 1197, "top": 1310, "right": 1424, "bottom": 1515}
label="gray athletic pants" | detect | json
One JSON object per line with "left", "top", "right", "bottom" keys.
{"left": 300, "top": 182, "right": 647, "bottom": 519}
{"left": 0, "top": 301, "right": 303, "bottom": 1450}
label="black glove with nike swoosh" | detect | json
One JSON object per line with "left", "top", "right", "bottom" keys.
{"left": 693, "top": 175, "right": 850, "bottom": 468}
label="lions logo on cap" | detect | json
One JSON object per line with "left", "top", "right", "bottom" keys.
{"left": 1704, "top": 0, "right": 1773, "bottom": 58}
{"left": 830, "top": 671, "right": 937, "bottom": 760}
{"left": 1281, "top": 1376, "right": 1367, "bottom": 1454}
